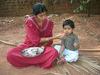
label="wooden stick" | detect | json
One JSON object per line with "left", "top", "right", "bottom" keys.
{"left": 0, "top": 40, "right": 17, "bottom": 46}
{"left": 79, "top": 49, "right": 100, "bottom": 52}
{"left": 0, "top": 39, "right": 100, "bottom": 52}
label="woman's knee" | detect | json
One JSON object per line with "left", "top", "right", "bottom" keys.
{"left": 7, "top": 47, "right": 21, "bottom": 59}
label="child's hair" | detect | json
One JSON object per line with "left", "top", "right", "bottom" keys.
{"left": 32, "top": 3, "right": 47, "bottom": 15}
{"left": 63, "top": 19, "right": 75, "bottom": 29}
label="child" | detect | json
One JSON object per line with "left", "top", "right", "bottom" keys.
{"left": 54, "top": 19, "right": 80, "bottom": 63}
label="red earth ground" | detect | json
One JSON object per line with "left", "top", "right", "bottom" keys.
{"left": 0, "top": 14, "right": 100, "bottom": 75}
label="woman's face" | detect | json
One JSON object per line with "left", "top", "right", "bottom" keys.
{"left": 36, "top": 12, "right": 47, "bottom": 21}
{"left": 63, "top": 25, "right": 73, "bottom": 35}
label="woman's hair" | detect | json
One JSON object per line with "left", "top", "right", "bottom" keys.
{"left": 32, "top": 3, "right": 47, "bottom": 15}
{"left": 63, "top": 19, "right": 75, "bottom": 29}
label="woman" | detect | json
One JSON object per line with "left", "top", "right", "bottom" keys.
{"left": 7, "top": 3, "right": 59, "bottom": 69}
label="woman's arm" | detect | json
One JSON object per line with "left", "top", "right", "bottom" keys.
{"left": 25, "top": 19, "right": 40, "bottom": 46}
{"left": 40, "top": 33, "right": 64, "bottom": 45}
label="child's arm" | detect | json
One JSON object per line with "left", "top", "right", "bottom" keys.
{"left": 74, "top": 43, "right": 80, "bottom": 49}
{"left": 59, "top": 43, "right": 65, "bottom": 58}
{"left": 74, "top": 35, "right": 80, "bottom": 49}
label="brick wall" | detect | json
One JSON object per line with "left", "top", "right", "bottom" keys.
{"left": 0, "top": 0, "right": 100, "bottom": 16}
{"left": 0, "top": 0, "right": 33, "bottom": 16}
{"left": 90, "top": 0, "right": 100, "bottom": 14}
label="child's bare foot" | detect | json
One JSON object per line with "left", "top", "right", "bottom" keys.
{"left": 57, "top": 57, "right": 65, "bottom": 64}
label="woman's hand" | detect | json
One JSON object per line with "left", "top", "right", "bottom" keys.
{"left": 39, "top": 32, "right": 65, "bottom": 46}
{"left": 40, "top": 37, "right": 53, "bottom": 46}
{"left": 52, "top": 32, "right": 65, "bottom": 39}
{"left": 40, "top": 38, "right": 49, "bottom": 44}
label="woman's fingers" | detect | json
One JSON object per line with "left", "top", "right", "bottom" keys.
{"left": 55, "top": 33, "right": 65, "bottom": 39}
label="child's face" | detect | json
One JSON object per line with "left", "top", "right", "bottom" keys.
{"left": 63, "top": 25, "right": 73, "bottom": 35}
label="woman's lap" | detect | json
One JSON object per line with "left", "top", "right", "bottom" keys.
{"left": 7, "top": 45, "right": 58, "bottom": 69}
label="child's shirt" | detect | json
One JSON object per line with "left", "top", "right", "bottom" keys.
{"left": 61, "top": 33, "right": 79, "bottom": 50}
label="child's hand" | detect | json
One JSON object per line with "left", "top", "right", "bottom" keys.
{"left": 74, "top": 43, "right": 80, "bottom": 49}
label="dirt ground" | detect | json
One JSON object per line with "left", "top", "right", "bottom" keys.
{"left": 0, "top": 14, "right": 100, "bottom": 75}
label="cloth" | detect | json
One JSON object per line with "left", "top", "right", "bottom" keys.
{"left": 7, "top": 16, "right": 58, "bottom": 69}
{"left": 53, "top": 44, "right": 61, "bottom": 53}
{"left": 54, "top": 45, "right": 79, "bottom": 62}
{"left": 63, "top": 49, "right": 79, "bottom": 62}
{"left": 21, "top": 47, "right": 44, "bottom": 57}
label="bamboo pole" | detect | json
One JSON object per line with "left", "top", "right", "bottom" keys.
{"left": 0, "top": 39, "right": 100, "bottom": 52}
{"left": 79, "top": 49, "right": 100, "bottom": 52}
{"left": 0, "top": 40, "right": 17, "bottom": 46}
